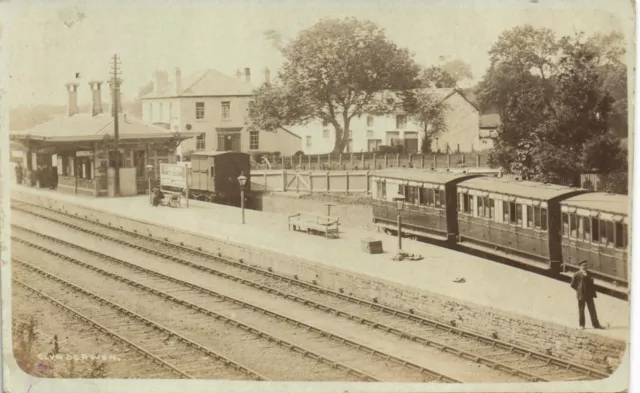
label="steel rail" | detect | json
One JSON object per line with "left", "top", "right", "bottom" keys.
{"left": 12, "top": 257, "right": 269, "bottom": 381}
{"left": 13, "top": 230, "right": 454, "bottom": 383}
{"left": 11, "top": 201, "right": 610, "bottom": 380}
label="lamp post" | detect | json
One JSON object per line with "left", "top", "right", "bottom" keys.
{"left": 393, "top": 193, "right": 405, "bottom": 254}
{"left": 146, "top": 164, "right": 154, "bottom": 205}
{"left": 237, "top": 172, "right": 247, "bottom": 224}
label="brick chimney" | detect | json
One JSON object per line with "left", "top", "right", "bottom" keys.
{"left": 264, "top": 67, "right": 271, "bottom": 85}
{"left": 175, "top": 67, "right": 182, "bottom": 96}
{"left": 244, "top": 67, "right": 251, "bottom": 83}
{"left": 236, "top": 69, "right": 242, "bottom": 80}
{"left": 89, "top": 81, "right": 103, "bottom": 116}
{"left": 65, "top": 83, "right": 80, "bottom": 117}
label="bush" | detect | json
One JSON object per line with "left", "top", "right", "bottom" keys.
{"left": 271, "top": 151, "right": 281, "bottom": 157}
{"left": 293, "top": 150, "right": 305, "bottom": 156}
{"left": 252, "top": 153, "right": 265, "bottom": 163}
{"left": 376, "top": 145, "right": 394, "bottom": 154}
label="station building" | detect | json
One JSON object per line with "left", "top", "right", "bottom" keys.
{"left": 10, "top": 81, "right": 199, "bottom": 197}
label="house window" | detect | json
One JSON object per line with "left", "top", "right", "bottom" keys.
{"left": 323, "top": 129, "right": 330, "bottom": 138}
{"left": 367, "top": 139, "right": 381, "bottom": 152}
{"left": 249, "top": 131, "right": 259, "bottom": 150}
{"left": 396, "top": 114, "right": 407, "bottom": 129}
{"left": 367, "top": 116, "right": 374, "bottom": 127}
{"left": 322, "top": 119, "right": 329, "bottom": 127}
{"left": 196, "top": 102, "right": 205, "bottom": 119}
{"left": 159, "top": 103, "right": 164, "bottom": 121}
{"left": 196, "top": 133, "right": 206, "bottom": 150}
{"left": 306, "top": 136, "right": 312, "bottom": 148}
{"left": 222, "top": 101, "right": 231, "bottom": 119}
{"left": 367, "top": 130, "right": 374, "bottom": 138}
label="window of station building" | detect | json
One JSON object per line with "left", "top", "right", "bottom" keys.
{"left": 78, "top": 157, "right": 92, "bottom": 180}
{"left": 615, "top": 222, "right": 627, "bottom": 249}
{"left": 249, "top": 131, "right": 259, "bottom": 150}
{"left": 108, "top": 151, "right": 123, "bottom": 169}
{"left": 196, "top": 102, "right": 205, "bottom": 119}
{"left": 134, "top": 150, "right": 146, "bottom": 177}
{"left": 222, "top": 101, "right": 231, "bottom": 119}
{"left": 196, "top": 133, "right": 206, "bottom": 150}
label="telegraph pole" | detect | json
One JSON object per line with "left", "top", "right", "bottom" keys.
{"left": 109, "top": 54, "right": 122, "bottom": 196}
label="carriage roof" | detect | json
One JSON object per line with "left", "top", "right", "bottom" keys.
{"left": 458, "top": 177, "right": 587, "bottom": 200}
{"left": 560, "top": 192, "right": 628, "bottom": 216}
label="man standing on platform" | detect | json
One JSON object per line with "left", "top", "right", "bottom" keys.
{"left": 571, "top": 260, "right": 604, "bottom": 330}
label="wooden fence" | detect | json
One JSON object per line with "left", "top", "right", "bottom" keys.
{"left": 251, "top": 152, "right": 491, "bottom": 171}
{"left": 251, "top": 170, "right": 372, "bottom": 193}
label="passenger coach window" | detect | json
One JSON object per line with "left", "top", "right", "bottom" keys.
{"left": 527, "top": 206, "right": 533, "bottom": 228}
{"left": 583, "top": 217, "right": 591, "bottom": 241}
{"left": 592, "top": 218, "right": 600, "bottom": 242}
{"left": 421, "top": 188, "right": 433, "bottom": 206}
{"left": 488, "top": 199, "right": 495, "bottom": 219}
{"left": 462, "top": 193, "right": 471, "bottom": 214}
{"left": 615, "top": 222, "right": 627, "bottom": 248}
{"left": 605, "top": 221, "right": 615, "bottom": 247}
{"left": 477, "top": 197, "right": 484, "bottom": 217}
{"left": 562, "top": 213, "right": 569, "bottom": 236}
{"left": 439, "top": 190, "right": 446, "bottom": 208}
{"left": 407, "top": 186, "right": 419, "bottom": 205}
{"left": 503, "top": 201, "right": 510, "bottom": 222}
{"left": 570, "top": 214, "right": 578, "bottom": 238}
{"left": 541, "top": 208, "right": 547, "bottom": 231}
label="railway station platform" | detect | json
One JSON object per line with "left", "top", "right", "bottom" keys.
{"left": 11, "top": 186, "right": 630, "bottom": 348}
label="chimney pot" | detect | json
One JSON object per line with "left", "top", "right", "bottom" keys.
{"left": 264, "top": 67, "right": 271, "bottom": 85}
{"left": 89, "top": 81, "right": 103, "bottom": 116}
{"left": 244, "top": 67, "right": 251, "bottom": 83}
{"left": 175, "top": 67, "right": 182, "bottom": 96}
{"left": 236, "top": 69, "right": 242, "bottom": 80}
{"left": 65, "top": 83, "right": 80, "bottom": 117}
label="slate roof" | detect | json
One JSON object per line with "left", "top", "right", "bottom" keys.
{"left": 480, "top": 113, "right": 501, "bottom": 129}
{"left": 10, "top": 113, "right": 201, "bottom": 142}
{"left": 141, "top": 69, "right": 256, "bottom": 99}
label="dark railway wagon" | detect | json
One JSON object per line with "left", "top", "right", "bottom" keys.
{"left": 370, "top": 170, "right": 480, "bottom": 242}
{"left": 455, "top": 178, "right": 588, "bottom": 272}
{"left": 188, "top": 151, "right": 251, "bottom": 205}
{"left": 559, "top": 193, "right": 629, "bottom": 284}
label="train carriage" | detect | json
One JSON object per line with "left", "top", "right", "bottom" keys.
{"left": 559, "top": 193, "right": 629, "bottom": 285}
{"left": 188, "top": 151, "right": 251, "bottom": 205}
{"left": 371, "top": 170, "right": 480, "bottom": 242}
{"left": 456, "top": 177, "right": 588, "bottom": 272}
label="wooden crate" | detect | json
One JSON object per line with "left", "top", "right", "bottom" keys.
{"left": 361, "top": 238, "right": 383, "bottom": 254}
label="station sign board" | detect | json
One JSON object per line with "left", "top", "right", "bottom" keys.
{"left": 76, "top": 150, "right": 94, "bottom": 157}
{"left": 160, "top": 163, "right": 187, "bottom": 188}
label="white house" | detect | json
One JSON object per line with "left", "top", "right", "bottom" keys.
{"left": 293, "top": 88, "right": 485, "bottom": 155}
{"left": 140, "top": 67, "right": 301, "bottom": 158}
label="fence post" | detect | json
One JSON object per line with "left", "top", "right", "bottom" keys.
{"left": 408, "top": 153, "right": 412, "bottom": 167}
{"left": 373, "top": 153, "right": 377, "bottom": 169}
{"left": 447, "top": 154, "right": 451, "bottom": 169}
{"left": 328, "top": 154, "right": 331, "bottom": 170}
{"left": 350, "top": 153, "right": 354, "bottom": 169}
{"left": 366, "top": 171, "right": 370, "bottom": 194}
{"left": 309, "top": 171, "right": 313, "bottom": 192}
{"left": 361, "top": 153, "right": 365, "bottom": 169}
{"left": 308, "top": 155, "right": 311, "bottom": 170}
{"left": 384, "top": 154, "right": 388, "bottom": 168}
{"left": 282, "top": 170, "right": 287, "bottom": 192}
{"left": 296, "top": 173, "right": 299, "bottom": 194}
{"left": 264, "top": 171, "right": 268, "bottom": 191}
{"left": 291, "top": 155, "right": 295, "bottom": 170}
{"left": 317, "top": 154, "right": 320, "bottom": 169}
{"left": 462, "top": 154, "right": 466, "bottom": 166}
{"left": 433, "top": 155, "right": 437, "bottom": 169}
{"left": 476, "top": 154, "right": 480, "bottom": 167}
{"left": 346, "top": 172, "right": 350, "bottom": 194}
{"left": 299, "top": 154, "right": 303, "bottom": 169}
{"left": 339, "top": 154, "right": 343, "bottom": 167}
{"left": 326, "top": 171, "right": 330, "bottom": 192}
{"left": 396, "top": 153, "right": 400, "bottom": 167}
{"left": 421, "top": 154, "right": 425, "bottom": 168}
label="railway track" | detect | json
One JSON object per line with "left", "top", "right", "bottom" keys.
{"left": 12, "top": 258, "right": 266, "bottom": 380}
{"left": 12, "top": 227, "right": 456, "bottom": 383}
{"left": 11, "top": 201, "right": 610, "bottom": 382}
{"left": 12, "top": 284, "right": 177, "bottom": 379}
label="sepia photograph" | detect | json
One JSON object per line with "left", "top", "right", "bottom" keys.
{"left": 0, "top": 0, "right": 635, "bottom": 392}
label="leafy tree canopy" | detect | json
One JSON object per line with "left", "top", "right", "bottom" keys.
{"left": 249, "top": 18, "right": 422, "bottom": 153}
{"left": 478, "top": 25, "right": 627, "bottom": 183}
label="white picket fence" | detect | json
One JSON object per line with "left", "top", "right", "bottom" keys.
{"left": 251, "top": 170, "right": 372, "bottom": 193}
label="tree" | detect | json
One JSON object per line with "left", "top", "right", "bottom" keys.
{"left": 401, "top": 89, "right": 449, "bottom": 153}
{"left": 440, "top": 59, "right": 473, "bottom": 84}
{"left": 249, "top": 18, "right": 422, "bottom": 153}
{"left": 422, "top": 66, "right": 457, "bottom": 88}
{"left": 479, "top": 25, "right": 626, "bottom": 183}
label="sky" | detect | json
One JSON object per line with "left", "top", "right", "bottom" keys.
{"left": 3, "top": 0, "right": 631, "bottom": 108}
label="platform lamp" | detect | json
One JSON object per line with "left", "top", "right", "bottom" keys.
{"left": 146, "top": 164, "right": 154, "bottom": 205}
{"left": 237, "top": 172, "right": 247, "bottom": 224}
{"left": 393, "top": 193, "right": 405, "bottom": 255}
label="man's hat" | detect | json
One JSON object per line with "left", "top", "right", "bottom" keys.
{"left": 579, "top": 260, "right": 588, "bottom": 266}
